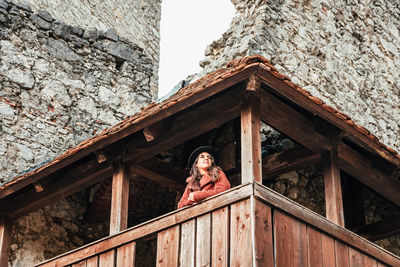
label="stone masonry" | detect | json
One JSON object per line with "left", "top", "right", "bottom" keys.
{"left": 0, "top": 0, "right": 156, "bottom": 184}
{"left": 15, "top": 0, "right": 162, "bottom": 97}
{"left": 198, "top": 0, "right": 400, "bottom": 152}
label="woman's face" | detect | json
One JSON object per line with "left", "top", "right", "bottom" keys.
{"left": 196, "top": 152, "right": 212, "bottom": 171}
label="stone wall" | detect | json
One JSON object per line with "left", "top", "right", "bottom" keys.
{"left": 0, "top": 0, "right": 155, "bottom": 184}
{"left": 198, "top": 0, "right": 400, "bottom": 152}
{"left": 14, "top": 0, "right": 161, "bottom": 96}
{"left": 9, "top": 191, "right": 109, "bottom": 266}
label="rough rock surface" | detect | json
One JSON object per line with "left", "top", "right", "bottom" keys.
{"left": 197, "top": 0, "right": 400, "bottom": 152}
{"left": 14, "top": 0, "right": 161, "bottom": 96}
{"left": 0, "top": 2, "right": 155, "bottom": 185}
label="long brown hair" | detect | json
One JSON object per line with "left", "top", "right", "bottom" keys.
{"left": 188, "top": 153, "right": 221, "bottom": 191}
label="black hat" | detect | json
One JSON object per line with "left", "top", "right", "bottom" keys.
{"left": 187, "top": 146, "right": 218, "bottom": 169}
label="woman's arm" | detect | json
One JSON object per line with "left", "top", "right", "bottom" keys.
{"left": 177, "top": 185, "right": 195, "bottom": 209}
{"left": 192, "top": 171, "right": 230, "bottom": 203}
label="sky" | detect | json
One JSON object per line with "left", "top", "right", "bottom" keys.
{"left": 158, "top": 0, "right": 236, "bottom": 98}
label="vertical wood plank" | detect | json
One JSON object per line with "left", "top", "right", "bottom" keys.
{"left": 307, "top": 226, "right": 323, "bottom": 267}
{"left": 156, "top": 225, "right": 180, "bottom": 267}
{"left": 274, "top": 210, "right": 308, "bottom": 267}
{"left": 241, "top": 95, "right": 261, "bottom": 183}
{"left": 99, "top": 250, "right": 115, "bottom": 267}
{"left": 71, "top": 260, "right": 87, "bottom": 267}
{"left": 196, "top": 213, "right": 211, "bottom": 267}
{"left": 321, "top": 233, "right": 336, "bottom": 267}
{"left": 212, "top": 207, "right": 229, "bottom": 267}
{"left": 180, "top": 219, "right": 195, "bottom": 267}
{"left": 323, "top": 149, "right": 345, "bottom": 226}
{"left": 86, "top": 256, "right": 99, "bottom": 267}
{"left": 110, "top": 159, "right": 130, "bottom": 235}
{"left": 335, "top": 241, "right": 350, "bottom": 267}
{"left": 0, "top": 216, "right": 11, "bottom": 267}
{"left": 361, "top": 254, "right": 378, "bottom": 267}
{"left": 230, "top": 199, "right": 253, "bottom": 266}
{"left": 116, "top": 242, "right": 136, "bottom": 267}
{"left": 349, "top": 247, "right": 363, "bottom": 267}
{"left": 253, "top": 198, "right": 274, "bottom": 267}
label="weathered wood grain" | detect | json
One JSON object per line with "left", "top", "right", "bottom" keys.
{"left": 252, "top": 198, "right": 274, "bottom": 266}
{"left": 274, "top": 210, "right": 308, "bottom": 267}
{"left": 116, "top": 242, "right": 136, "bottom": 267}
{"left": 180, "top": 219, "right": 195, "bottom": 267}
{"left": 241, "top": 95, "right": 261, "bottom": 183}
{"left": 156, "top": 225, "right": 180, "bottom": 267}
{"left": 196, "top": 213, "right": 211, "bottom": 267}
{"left": 211, "top": 207, "right": 229, "bottom": 267}
{"left": 323, "top": 149, "right": 345, "bottom": 226}
{"left": 99, "top": 250, "right": 115, "bottom": 267}
{"left": 110, "top": 160, "right": 130, "bottom": 235}
{"left": 230, "top": 199, "right": 253, "bottom": 266}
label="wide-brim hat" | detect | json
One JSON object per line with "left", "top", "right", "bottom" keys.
{"left": 187, "top": 146, "right": 218, "bottom": 169}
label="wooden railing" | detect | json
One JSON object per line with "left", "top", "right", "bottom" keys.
{"left": 37, "top": 183, "right": 400, "bottom": 266}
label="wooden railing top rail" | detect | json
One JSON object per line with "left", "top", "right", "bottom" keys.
{"left": 37, "top": 183, "right": 253, "bottom": 266}
{"left": 254, "top": 183, "right": 400, "bottom": 266}
{"left": 37, "top": 182, "right": 400, "bottom": 266}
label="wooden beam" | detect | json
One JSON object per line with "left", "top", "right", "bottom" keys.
{"left": 354, "top": 215, "right": 400, "bottom": 241}
{"left": 259, "top": 89, "right": 332, "bottom": 153}
{"left": 0, "top": 216, "right": 11, "bottom": 267}
{"left": 241, "top": 95, "right": 262, "bottom": 183}
{"left": 123, "top": 89, "right": 243, "bottom": 164}
{"left": 0, "top": 66, "right": 257, "bottom": 200}
{"left": 257, "top": 88, "right": 400, "bottom": 207}
{"left": 110, "top": 160, "right": 130, "bottom": 235}
{"left": 4, "top": 162, "right": 113, "bottom": 220}
{"left": 262, "top": 146, "right": 321, "bottom": 179}
{"left": 94, "top": 150, "right": 107, "bottom": 163}
{"left": 129, "top": 165, "right": 183, "bottom": 190}
{"left": 256, "top": 67, "right": 400, "bottom": 167}
{"left": 323, "top": 149, "right": 345, "bottom": 226}
{"left": 338, "top": 142, "right": 400, "bottom": 206}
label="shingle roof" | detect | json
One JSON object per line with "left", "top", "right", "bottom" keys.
{"left": 1, "top": 55, "right": 399, "bottom": 194}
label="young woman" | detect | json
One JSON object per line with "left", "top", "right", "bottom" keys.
{"left": 178, "top": 146, "right": 230, "bottom": 209}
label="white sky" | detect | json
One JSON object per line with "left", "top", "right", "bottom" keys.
{"left": 158, "top": 0, "right": 235, "bottom": 98}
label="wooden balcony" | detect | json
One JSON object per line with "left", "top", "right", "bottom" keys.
{"left": 37, "top": 183, "right": 400, "bottom": 267}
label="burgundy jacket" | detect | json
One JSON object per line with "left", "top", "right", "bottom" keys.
{"left": 177, "top": 170, "right": 230, "bottom": 209}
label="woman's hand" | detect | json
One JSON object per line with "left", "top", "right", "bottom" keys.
{"left": 188, "top": 192, "right": 195, "bottom": 202}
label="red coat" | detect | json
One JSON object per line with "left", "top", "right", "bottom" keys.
{"left": 177, "top": 170, "right": 230, "bottom": 209}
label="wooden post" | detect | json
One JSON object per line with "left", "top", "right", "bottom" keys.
{"left": 241, "top": 95, "right": 261, "bottom": 183}
{"left": 0, "top": 216, "right": 11, "bottom": 267}
{"left": 323, "top": 149, "right": 345, "bottom": 227}
{"left": 110, "top": 159, "right": 130, "bottom": 235}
